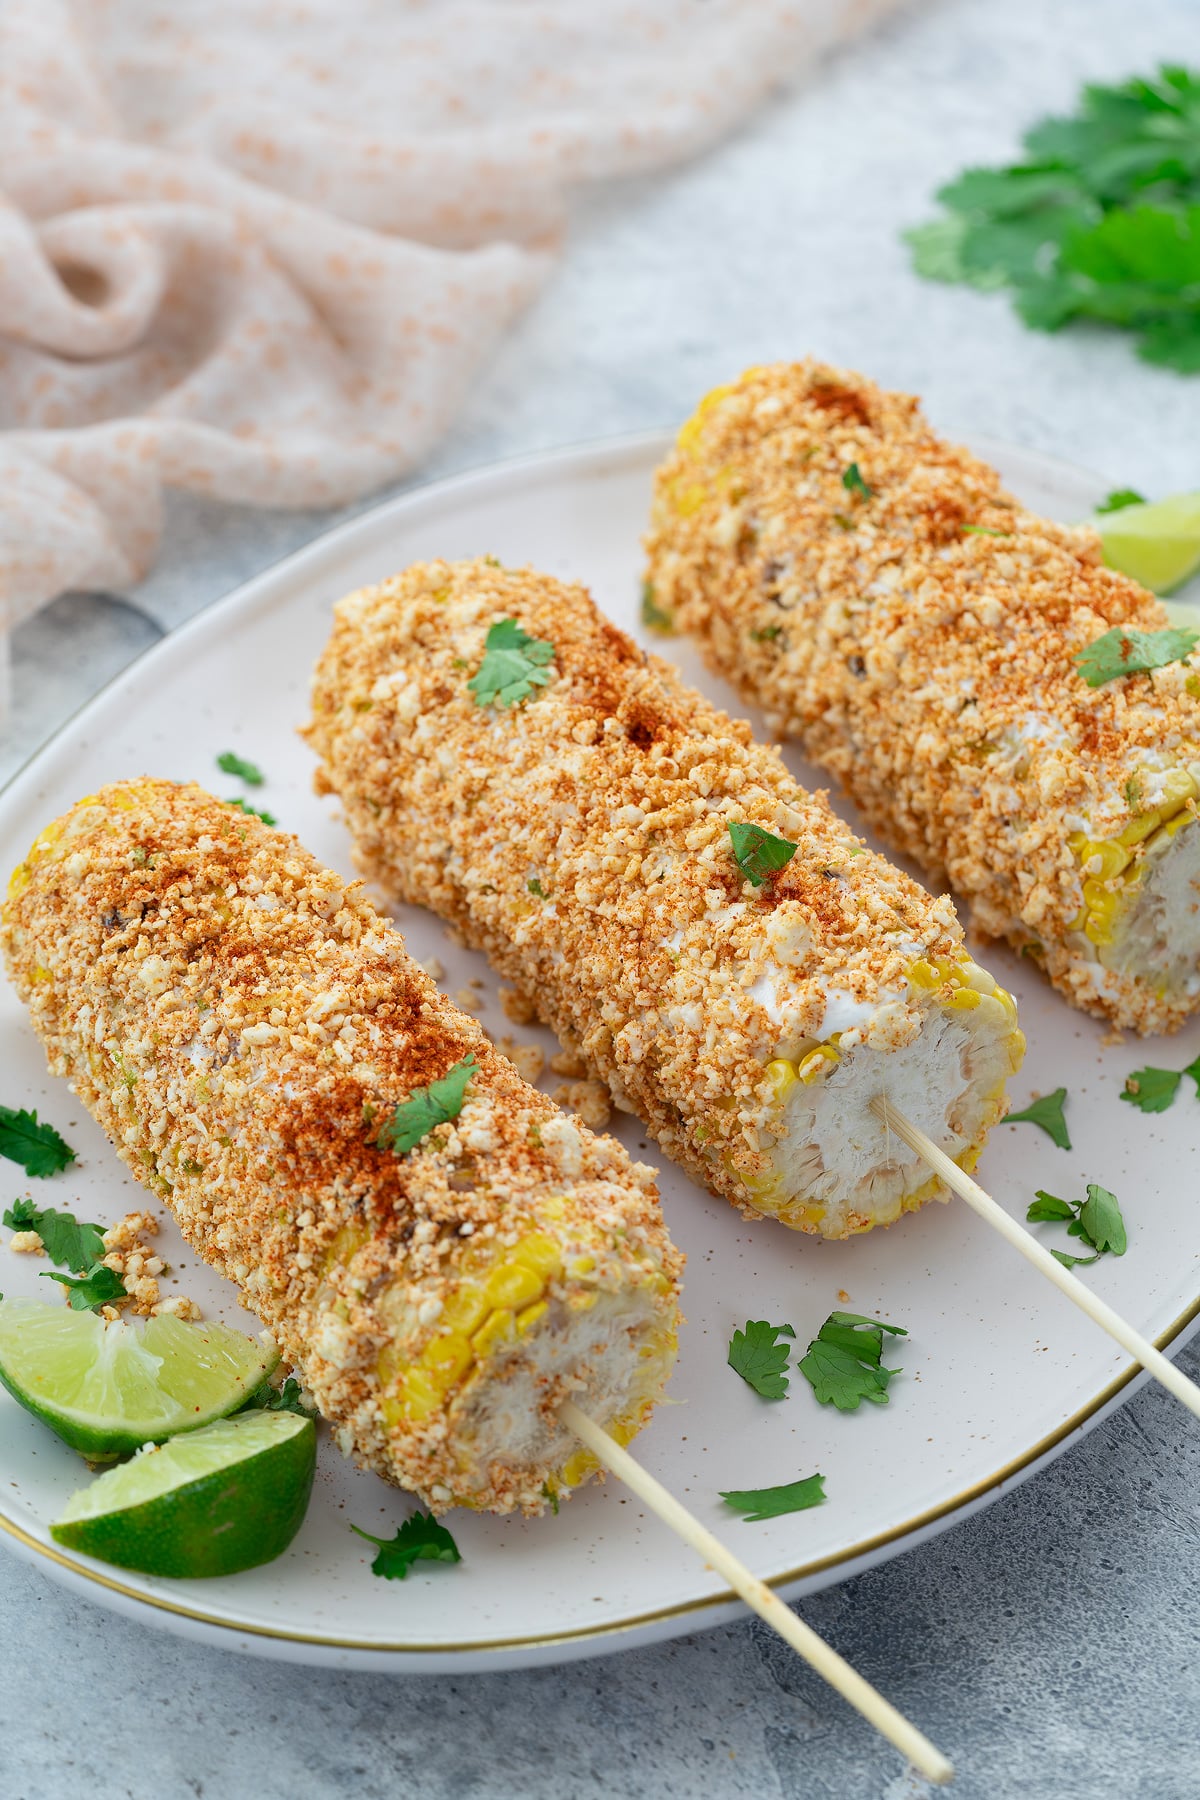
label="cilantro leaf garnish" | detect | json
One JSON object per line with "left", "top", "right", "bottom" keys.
{"left": 798, "top": 1311, "right": 907, "bottom": 1412}
{"left": 527, "top": 878, "right": 546, "bottom": 898}
{"left": 41, "top": 1264, "right": 128, "bottom": 1312}
{"left": 1097, "top": 488, "right": 1147, "bottom": 515}
{"left": 242, "top": 1375, "right": 319, "bottom": 1420}
{"left": 720, "top": 1472, "right": 826, "bottom": 1523}
{"left": 375, "top": 1055, "right": 479, "bottom": 1155}
{"left": 1026, "top": 1183, "right": 1127, "bottom": 1264}
{"left": 1075, "top": 626, "right": 1199, "bottom": 688}
{"left": 468, "top": 618, "right": 555, "bottom": 709}
{"left": 2, "top": 1201, "right": 105, "bottom": 1271}
{"left": 0, "top": 1107, "right": 76, "bottom": 1179}
{"left": 1120, "top": 1053, "right": 1200, "bottom": 1113}
{"left": 641, "top": 581, "right": 675, "bottom": 635}
{"left": 727, "top": 1319, "right": 796, "bottom": 1400}
{"left": 904, "top": 67, "right": 1200, "bottom": 371}
{"left": 728, "top": 822, "right": 798, "bottom": 888}
{"left": 842, "top": 463, "right": 872, "bottom": 501}
{"left": 216, "top": 752, "right": 265, "bottom": 787}
{"left": 351, "top": 1512, "right": 462, "bottom": 1579}
{"left": 226, "top": 797, "right": 277, "bottom": 826}
{"left": 1006, "top": 1087, "right": 1071, "bottom": 1150}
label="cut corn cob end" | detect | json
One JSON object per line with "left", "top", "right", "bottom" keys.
{"left": 1066, "top": 771, "right": 1200, "bottom": 1015}
{"left": 729, "top": 953, "right": 1021, "bottom": 1240}
{"left": 327, "top": 1215, "right": 679, "bottom": 1515}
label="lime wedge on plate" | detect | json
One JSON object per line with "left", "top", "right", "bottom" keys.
{"left": 51, "top": 1410, "right": 316, "bottom": 1577}
{"left": 0, "top": 1298, "right": 278, "bottom": 1459}
{"left": 1095, "top": 491, "right": 1200, "bottom": 594}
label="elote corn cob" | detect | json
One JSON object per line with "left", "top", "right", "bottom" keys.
{"left": 1, "top": 780, "right": 681, "bottom": 1516}
{"left": 645, "top": 360, "right": 1200, "bottom": 1035}
{"left": 305, "top": 559, "right": 1023, "bottom": 1241}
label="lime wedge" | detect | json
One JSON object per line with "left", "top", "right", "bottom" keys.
{"left": 0, "top": 1298, "right": 279, "bottom": 1459}
{"left": 51, "top": 1410, "right": 316, "bottom": 1577}
{"left": 1094, "top": 491, "right": 1200, "bottom": 594}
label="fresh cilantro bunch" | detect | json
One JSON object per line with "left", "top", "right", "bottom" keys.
{"left": 374, "top": 1055, "right": 478, "bottom": 1155}
{"left": 906, "top": 66, "right": 1200, "bottom": 371}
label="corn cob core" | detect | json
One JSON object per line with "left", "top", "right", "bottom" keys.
{"left": 644, "top": 360, "right": 1200, "bottom": 1035}
{"left": 1, "top": 781, "right": 681, "bottom": 1516}
{"left": 305, "top": 560, "right": 1022, "bottom": 1241}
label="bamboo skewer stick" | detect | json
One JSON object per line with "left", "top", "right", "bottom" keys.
{"left": 560, "top": 1399, "right": 954, "bottom": 1786}
{"left": 871, "top": 1095, "right": 1200, "bottom": 1423}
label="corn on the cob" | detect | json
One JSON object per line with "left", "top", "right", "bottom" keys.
{"left": 1, "top": 780, "right": 681, "bottom": 1516}
{"left": 644, "top": 360, "right": 1200, "bottom": 1035}
{"left": 305, "top": 560, "right": 1023, "bottom": 1241}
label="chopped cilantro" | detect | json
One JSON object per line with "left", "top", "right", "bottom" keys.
{"left": 0, "top": 1107, "right": 76, "bottom": 1179}
{"left": 728, "top": 821, "right": 798, "bottom": 888}
{"left": 2, "top": 1200, "right": 105, "bottom": 1271}
{"left": 216, "top": 752, "right": 265, "bottom": 787}
{"left": 1122, "top": 1052, "right": 1200, "bottom": 1113}
{"left": 226, "top": 797, "right": 278, "bottom": 826}
{"left": 842, "top": 463, "right": 872, "bottom": 501}
{"left": 1075, "top": 626, "right": 1199, "bottom": 687}
{"left": 798, "top": 1311, "right": 907, "bottom": 1412}
{"left": 527, "top": 878, "right": 546, "bottom": 898}
{"left": 720, "top": 1472, "right": 826, "bottom": 1522}
{"left": 905, "top": 67, "right": 1200, "bottom": 371}
{"left": 1006, "top": 1087, "right": 1071, "bottom": 1150}
{"left": 541, "top": 1482, "right": 560, "bottom": 1515}
{"left": 468, "top": 618, "right": 555, "bottom": 709}
{"left": 351, "top": 1511, "right": 462, "bottom": 1579}
{"left": 375, "top": 1056, "right": 478, "bottom": 1155}
{"left": 750, "top": 624, "right": 783, "bottom": 643}
{"left": 242, "top": 1375, "right": 319, "bottom": 1420}
{"left": 727, "top": 1319, "right": 796, "bottom": 1400}
{"left": 1027, "top": 1183, "right": 1127, "bottom": 1264}
{"left": 41, "top": 1264, "right": 128, "bottom": 1312}
{"left": 961, "top": 525, "right": 1013, "bottom": 537}
{"left": 641, "top": 581, "right": 675, "bottom": 635}
{"left": 1097, "top": 488, "right": 1148, "bottom": 515}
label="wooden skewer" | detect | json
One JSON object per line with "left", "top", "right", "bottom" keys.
{"left": 560, "top": 1399, "right": 954, "bottom": 1786}
{"left": 871, "top": 1095, "right": 1200, "bottom": 1423}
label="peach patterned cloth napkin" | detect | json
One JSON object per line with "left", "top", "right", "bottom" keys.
{"left": 0, "top": 0, "right": 903, "bottom": 627}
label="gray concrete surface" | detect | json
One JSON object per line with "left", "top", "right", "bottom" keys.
{"left": 4, "top": 1, "right": 1200, "bottom": 1795}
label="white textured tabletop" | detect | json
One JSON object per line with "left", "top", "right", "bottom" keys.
{"left": 4, "top": 3, "right": 1200, "bottom": 1797}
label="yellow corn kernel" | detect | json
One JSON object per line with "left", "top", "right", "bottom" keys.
{"left": 1118, "top": 809, "right": 1163, "bottom": 848}
{"left": 400, "top": 1368, "right": 442, "bottom": 1423}
{"left": 1080, "top": 839, "right": 1132, "bottom": 880}
{"left": 438, "top": 1286, "right": 489, "bottom": 1337}
{"left": 1084, "top": 914, "right": 1115, "bottom": 946}
{"left": 516, "top": 1300, "right": 548, "bottom": 1335}
{"left": 906, "top": 959, "right": 940, "bottom": 990}
{"left": 420, "top": 1332, "right": 473, "bottom": 1384}
{"left": 539, "top": 1196, "right": 566, "bottom": 1221}
{"left": 321, "top": 1218, "right": 371, "bottom": 1278}
{"left": 1007, "top": 1030, "right": 1027, "bottom": 1073}
{"left": 959, "top": 960, "right": 997, "bottom": 994}
{"left": 765, "top": 1057, "right": 799, "bottom": 1102}
{"left": 1164, "top": 809, "right": 1197, "bottom": 840}
{"left": 673, "top": 482, "right": 708, "bottom": 517}
{"left": 1083, "top": 883, "right": 1122, "bottom": 921}
{"left": 944, "top": 987, "right": 981, "bottom": 1010}
{"left": 562, "top": 1448, "right": 597, "bottom": 1486}
{"left": 797, "top": 1044, "right": 839, "bottom": 1083}
{"left": 568, "top": 1254, "right": 596, "bottom": 1276}
{"left": 1067, "top": 830, "right": 1089, "bottom": 855}
{"left": 993, "top": 985, "right": 1019, "bottom": 1024}
{"left": 376, "top": 1342, "right": 407, "bottom": 1389}
{"left": 471, "top": 1310, "right": 516, "bottom": 1357}
{"left": 1161, "top": 770, "right": 1197, "bottom": 812}
{"left": 568, "top": 1290, "right": 598, "bottom": 1312}
{"left": 677, "top": 384, "right": 735, "bottom": 453}
{"left": 510, "top": 1233, "right": 563, "bottom": 1281}
{"left": 482, "top": 1261, "right": 544, "bottom": 1312}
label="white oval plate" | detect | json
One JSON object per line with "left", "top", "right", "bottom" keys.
{"left": 2, "top": 434, "right": 1198, "bottom": 1672}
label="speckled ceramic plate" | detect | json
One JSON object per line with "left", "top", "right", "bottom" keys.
{"left": 2, "top": 433, "right": 1198, "bottom": 1671}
